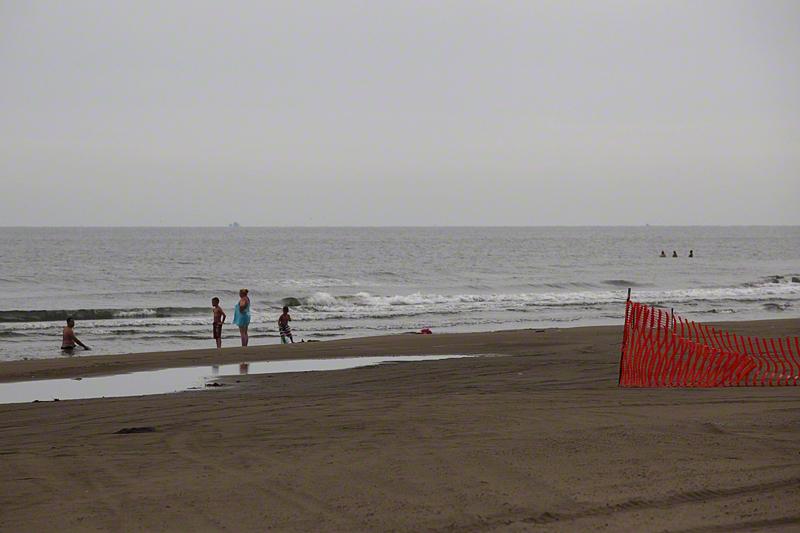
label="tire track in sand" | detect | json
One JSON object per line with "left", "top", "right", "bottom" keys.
{"left": 438, "top": 475, "right": 800, "bottom": 531}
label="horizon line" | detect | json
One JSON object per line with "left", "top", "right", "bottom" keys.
{"left": 1, "top": 224, "right": 799, "bottom": 229}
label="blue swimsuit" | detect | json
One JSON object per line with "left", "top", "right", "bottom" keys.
{"left": 233, "top": 299, "right": 251, "bottom": 327}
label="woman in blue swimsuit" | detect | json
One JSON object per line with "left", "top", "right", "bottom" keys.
{"left": 233, "top": 288, "right": 251, "bottom": 346}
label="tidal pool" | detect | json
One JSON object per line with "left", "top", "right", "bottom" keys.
{"left": 0, "top": 355, "right": 476, "bottom": 404}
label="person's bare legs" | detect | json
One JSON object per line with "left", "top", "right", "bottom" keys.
{"left": 216, "top": 337, "right": 222, "bottom": 349}
{"left": 239, "top": 325, "right": 248, "bottom": 346}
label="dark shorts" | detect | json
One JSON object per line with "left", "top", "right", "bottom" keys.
{"left": 213, "top": 323, "right": 222, "bottom": 339}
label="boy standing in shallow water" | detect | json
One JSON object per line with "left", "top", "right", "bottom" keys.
{"left": 278, "top": 306, "right": 293, "bottom": 344}
{"left": 212, "top": 297, "right": 226, "bottom": 348}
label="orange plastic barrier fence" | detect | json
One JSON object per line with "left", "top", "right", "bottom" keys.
{"left": 619, "top": 300, "right": 800, "bottom": 387}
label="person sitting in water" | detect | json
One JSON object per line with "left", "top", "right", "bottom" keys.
{"left": 278, "top": 306, "right": 294, "bottom": 344}
{"left": 672, "top": 250, "right": 678, "bottom": 258}
{"left": 62, "top": 317, "right": 90, "bottom": 351}
{"left": 660, "top": 250, "right": 666, "bottom": 258}
{"left": 689, "top": 250, "right": 694, "bottom": 258}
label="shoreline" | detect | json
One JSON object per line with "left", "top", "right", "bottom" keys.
{"left": 1, "top": 316, "right": 798, "bottom": 383}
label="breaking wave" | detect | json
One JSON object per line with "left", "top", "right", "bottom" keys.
{"left": 5, "top": 275, "right": 798, "bottom": 326}
{"left": 0, "top": 307, "right": 209, "bottom": 323}
{"left": 0, "top": 330, "right": 27, "bottom": 338}
{"left": 280, "top": 281, "right": 800, "bottom": 314}
{"left": 602, "top": 279, "right": 652, "bottom": 288}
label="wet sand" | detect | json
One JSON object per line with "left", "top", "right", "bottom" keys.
{"left": 2, "top": 320, "right": 800, "bottom": 532}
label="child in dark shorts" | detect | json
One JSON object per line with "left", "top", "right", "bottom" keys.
{"left": 212, "top": 297, "right": 226, "bottom": 348}
{"left": 278, "top": 306, "right": 293, "bottom": 344}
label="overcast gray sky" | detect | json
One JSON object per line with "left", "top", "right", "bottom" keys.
{"left": 1, "top": 0, "right": 798, "bottom": 226}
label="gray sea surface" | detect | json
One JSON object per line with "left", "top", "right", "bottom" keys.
{"left": 1, "top": 226, "right": 798, "bottom": 361}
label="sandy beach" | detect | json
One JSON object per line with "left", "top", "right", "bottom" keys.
{"left": 2, "top": 320, "right": 800, "bottom": 532}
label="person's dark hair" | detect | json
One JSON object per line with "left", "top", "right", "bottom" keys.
{"left": 283, "top": 306, "right": 289, "bottom": 313}
{"left": 212, "top": 297, "right": 220, "bottom": 304}
{"left": 66, "top": 317, "right": 74, "bottom": 324}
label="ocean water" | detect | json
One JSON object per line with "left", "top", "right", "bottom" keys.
{"left": 1, "top": 226, "right": 798, "bottom": 361}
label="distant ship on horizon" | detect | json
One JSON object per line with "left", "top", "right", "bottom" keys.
{"left": 228, "top": 222, "right": 240, "bottom": 228}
